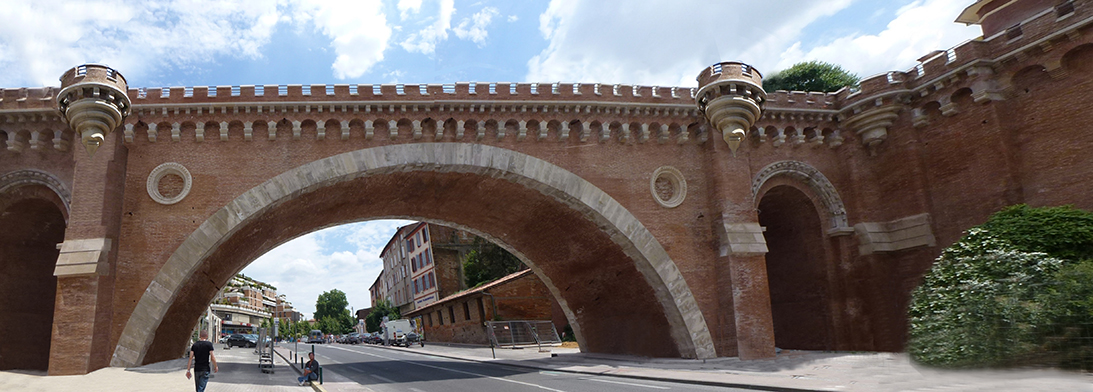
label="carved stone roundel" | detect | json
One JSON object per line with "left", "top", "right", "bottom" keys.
{"left": 147, "top": 162, "right": 192, "bottom": 205}
{"left": 650, "top": 166, "right": 686, "bottom": 208}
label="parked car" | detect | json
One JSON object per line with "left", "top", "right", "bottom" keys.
{"left": 364, "top": 332, "right": 382, "bottom": 344}
{"left": 346, "top": 332, "right": 361, "bottom": 344}
{"left": 225, "top": 334, "right": 257, "bottom": 348}
{"left": 307, "top": 330, "right": 325, "bottom": 344}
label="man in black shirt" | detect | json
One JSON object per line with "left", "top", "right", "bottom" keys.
{"left": 298, "top": 352, "right": 320, "bottom": 385}
{"left": 187, "top": 330, "right": 219, "bottom": 392}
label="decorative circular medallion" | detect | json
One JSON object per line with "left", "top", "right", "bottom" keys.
{"left": 650, "top": 166, "right": 686, "bottom": 208}
{"left": 147, "top": 162, "right": 192, "bottom": 205}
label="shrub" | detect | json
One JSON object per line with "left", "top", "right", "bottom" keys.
{"left": 908, "top": 205, "right": 1093, "bottom": 369}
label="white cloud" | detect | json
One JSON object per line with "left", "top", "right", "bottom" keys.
{"left": 398, "top": 0, "right": 424, "bottom": 20}
{"left": 0, "top": 0, "right": 395, "bottom": 86}
{"left": 0, "top": 0, "right": 281, "bottom": 87}
{"left": 244, "top": 220, "right": 413, "bottom": 319}
{"left": 400, "top": 0, "right": 456, "bottom": 54}
{"left": 292, "top": 0, "right": 392, "bottom": 79}
{"left": 525, "top": 0, "right": 980, "bottom": 87}
{"left": 526, "top": 0, "right": 856, "bottom": 87}
{"left": 507, "top": 15, "right": 519, "bottom": 23}
{"left": 453, "top": 7, "right": 500, "bottom": 46}
{"left": 775, "top": 0, "right": 982, "bottom": 79}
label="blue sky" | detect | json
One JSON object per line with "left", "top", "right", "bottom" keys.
{"left": 0, "top": 0, "right": 983, "bottom": 318}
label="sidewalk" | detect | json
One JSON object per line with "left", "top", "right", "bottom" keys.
{"left": 360, "top": 342, "right": 1093, "bottom": 392}
{"left": 0, "top": 344, "right": 312, "bottom": 391}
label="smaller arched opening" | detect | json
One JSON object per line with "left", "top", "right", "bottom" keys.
{"left": 1063, "top": 43, "right": 1093, "bottom": 77}
{"left": 757, "top": 184, "right": 836, "bottom": 351}
{"left": 0, "top": 183, "right": 68, "bottom": 371}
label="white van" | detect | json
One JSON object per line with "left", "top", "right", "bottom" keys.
{"left": 381, "top": 319, "right": 414, "bottom": 346}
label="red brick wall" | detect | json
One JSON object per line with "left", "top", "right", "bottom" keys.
{"left": 413, "top": 271, "right": 560, "bottom": 345}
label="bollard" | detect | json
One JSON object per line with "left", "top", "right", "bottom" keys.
{"left": 319, "top": 367, "right": 323, "bottom": 385}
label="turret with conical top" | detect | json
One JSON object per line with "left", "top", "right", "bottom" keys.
{"left": 57, "top": 64, "right": 130, "bottom": 156}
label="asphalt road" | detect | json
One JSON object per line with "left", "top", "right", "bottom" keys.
{"left": 297, "top": 343, "right": 752, "bottom": 392}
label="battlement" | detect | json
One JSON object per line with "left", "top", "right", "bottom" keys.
{"left": 840, "top": 0, "right": 1091, "bottom": 109}
{"left": 123, "top": 82, "right": 700, "bottom": 106}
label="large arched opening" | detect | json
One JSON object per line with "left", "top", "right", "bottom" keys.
{"left": 0, "top": 184, "right": 68, "bottom": 370}
{"left": 113, "top": 143, "right": 714, "bottom": 366}
{"left": 758, "top": 185, "right": 837, "bottom": 350}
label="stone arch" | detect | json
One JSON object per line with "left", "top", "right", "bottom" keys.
{"left": 751, "top": 160, "right": 849, "bottom": 233}
{"left": 112, "top": 143, "right": 716, "bottom": 367}
{"left": 0, "top": 169, "right": 71, "bottom": 221}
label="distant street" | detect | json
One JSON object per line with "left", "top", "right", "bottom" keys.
{"left": 292, "top": 343, "right": 746, "bottom": 392}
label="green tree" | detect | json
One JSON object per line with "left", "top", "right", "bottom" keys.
{"left": 314, "top": 289, "right": 355, "bottom": 334}
{"left": 763, "top": 61, "right": 860, "bottom": 93}
{"left": 908, "top": 205, "right": 1093, "bottom": 369}
{"left": 365, "top": 299, "right": 401, "bottom": 333}
{"left": 463, "top": 238, "right": 527, "bottom": 288}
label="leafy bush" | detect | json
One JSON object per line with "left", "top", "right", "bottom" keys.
{"left": 908, "top": 205, "right": 1093, "bottom": 369}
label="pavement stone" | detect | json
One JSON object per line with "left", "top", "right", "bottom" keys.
{"left": 355, "top": 342, "right": 1093, "bottom": 392}
{"left": 0, "top": 343, "right": 313, "bottom": 391}
{"left": 2, "top": 342, "right": 1091, "bottom": 391}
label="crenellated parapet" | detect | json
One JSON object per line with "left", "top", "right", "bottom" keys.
{"left": 754, "top": 91, "right": 843, "bottom": 149}
{"left": 833, "top": 0, "right": 1092, "bottom": 146}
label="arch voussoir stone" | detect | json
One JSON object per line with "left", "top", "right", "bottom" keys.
{"left": 752, "top": 160, "right": 850, "bottom": 234}
{"left": 112, "top": 143, "right": 716, "bottom": 366}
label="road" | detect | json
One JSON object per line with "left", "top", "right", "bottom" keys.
{"left": 293, "top": 343, "right": 752, "bottom": 392}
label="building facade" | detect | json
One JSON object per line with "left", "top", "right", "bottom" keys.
{"left": 406, "top": 269, "right": 566, "bottom": 345}
{"left": 372, "top": 222, "right": 480, "bottom": 313}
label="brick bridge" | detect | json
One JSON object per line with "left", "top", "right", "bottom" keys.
{"left": 1, "top": 0, "right": 1091, "bottom": 375}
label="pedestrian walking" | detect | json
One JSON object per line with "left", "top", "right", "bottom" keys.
{"left": 187, "top": 330, "right": 219, "bottom": 392}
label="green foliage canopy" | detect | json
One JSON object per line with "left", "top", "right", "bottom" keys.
{"left": 763, "top": 61, "right": 860, "bottom": 93}
{"left": 908, "top": 205, "right": 1093, "bottom": 369}
{"left": 463, "top": 238, "right": 526, "bottom": 288}
{"left": 314, "top": 289, "right": 354, "bottom": 334}
{"left": 365, "top": 299, "right": 401, "bottom": 333}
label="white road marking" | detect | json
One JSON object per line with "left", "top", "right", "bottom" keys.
{"left": 334, "top": 347, "right": 567, "bottom": 392}
{"left": 409, "top": 388, "right": 427, "bottom": 392}
{"left": 583, "top": 378, "right": 670, "bottom": 389}
{"left": 371, "top": 374, "right": 397, "bottom": 384}
{"left": 539, "top": 371, "right": 564, "bottom": 376}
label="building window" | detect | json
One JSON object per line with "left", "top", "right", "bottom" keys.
{"left": 477, "top": 297, "right": 486, "bottom": 321}
{"left": 463, "top": 302, "right": 470, "bottom": 321}
{"left": 425, "top": 249, "right": 432, "bottom": 265}
{"left": 449, "top": 306, "right": 456, "bottom": 324}
{"left": 437, "top": 310, "right": 444, "bottom": 325}
{"left": 427, "top": 313, "right": 433, "bottom": 327}
{"left": 424, "top": 228, "right": 430, "bottom": 243}
{"left": 428, "top": 272, "right": 435, "bottom": 289}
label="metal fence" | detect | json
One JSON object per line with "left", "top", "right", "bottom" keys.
{"left": 486, "top": 321, "right": 561, "bottom": 348}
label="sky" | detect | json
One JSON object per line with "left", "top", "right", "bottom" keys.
{"left": 0, "top": 0, "right": 984, "bottom": 319}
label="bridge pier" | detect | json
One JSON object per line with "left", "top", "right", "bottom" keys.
{"left": 48, "top": 130, "right": 127, "bottom": 375}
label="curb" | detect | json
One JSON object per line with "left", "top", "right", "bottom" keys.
{"left": 273, "top": 346, "right": 328, "bottom": 392}
{"left": 360, "top": 343, "right": 825, "bottom": 392}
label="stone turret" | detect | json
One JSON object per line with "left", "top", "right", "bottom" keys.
{"left": 695, "top": 62, "right": 766, "bottom": 156}
{"left": 57, "top": 64, "right": 131, "bottom": 156}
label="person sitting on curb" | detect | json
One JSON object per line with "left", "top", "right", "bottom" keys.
{"left": 298, "top": 352, "right": 320, "bottom": 386}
